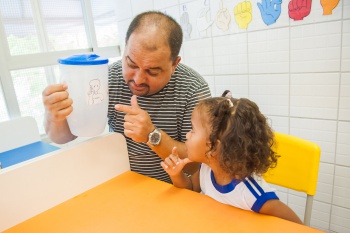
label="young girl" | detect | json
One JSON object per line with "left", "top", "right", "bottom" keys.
{"left": 161, "top": 97, "right": 302, "bottom": 224}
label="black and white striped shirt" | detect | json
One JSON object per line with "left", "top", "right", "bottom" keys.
{"left": 108, "top": 60, "right": 211, "bottom": 183}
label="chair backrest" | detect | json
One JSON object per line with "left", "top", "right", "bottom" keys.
{"left": 0, "top": 116, "right": 40, "bottom": 153}
{"left": 263, "top": 132, "right": 321, "bottom": 225}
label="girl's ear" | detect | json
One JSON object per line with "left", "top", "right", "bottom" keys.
{"left": 207, "top": 140, "right": 221, "bottom": 158}
{"left": 214, "top": 140, "right": 221, "bottom": 153}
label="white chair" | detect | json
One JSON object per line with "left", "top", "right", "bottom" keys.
{"left": 0, "top": 132, "right": 130, "bottom": 232}
{"left": 0, "top": 116, "right": 40, "bottom": 153}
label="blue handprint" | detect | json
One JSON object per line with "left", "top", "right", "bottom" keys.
{"left": 257, "top": 0, "right": 282, "bottom": 26}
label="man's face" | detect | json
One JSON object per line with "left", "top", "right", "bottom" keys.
{"left": 122, "top": 32, "right": 180, "bottom": 96}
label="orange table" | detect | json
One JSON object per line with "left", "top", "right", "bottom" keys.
{"left": 5, "top": 171, "right": 324, "bottom": 233}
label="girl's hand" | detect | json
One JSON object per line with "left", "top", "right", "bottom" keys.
{"left": 161, "top": 147, "right": 191, "bottom": 176}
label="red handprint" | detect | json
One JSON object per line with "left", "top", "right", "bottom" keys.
{"left": 288, "top": 0, "right": 312, "bottom": 20}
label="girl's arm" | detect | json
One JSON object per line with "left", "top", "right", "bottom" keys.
{"left": 259, "top": 199, "right": 303, "bottom": 224}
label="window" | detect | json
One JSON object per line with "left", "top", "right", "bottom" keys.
{"left": 0, "top": 0, "right": 120, "bottom": 134}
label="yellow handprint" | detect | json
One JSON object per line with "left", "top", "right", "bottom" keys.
{"left": 234, "top": 1, "right": 252, "bottom": 29}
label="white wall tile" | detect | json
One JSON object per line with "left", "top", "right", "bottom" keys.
{"left": 287, "top": 193, "right": 306, "bottom": 219}
{"left": 330, "top": 206, "right": 350, "bottom": 232}
{"left": 275, "top": 189, "right": 288, "bottom": 203}
{"left": 212, "top": 34, "right": 248, "bottom": 74}
{"left": 314, "top": 181, "right": 334, "bottom": 204}
{"left": 333, "top": 166, "right": 350, "bottom": 209}
{"left": 311, "top": 201, "right": 331, "bottom": 230}
{"left": 248, "top": 28, "right": 289, "bottom": 74}
{"left": 336, "top": 121, "right": 350, "bottom": 166}
{"left": 178, "top": 0, "right": 196, "bottom": 4}
{"left": 342, "top": 20, "right": 350, "bottom": 71}
{"left": 267, "top": 116, "right": 289, "bottom": 133}
{"left": 344, "top": 0, "right": 350, "bottom": 19}
{"left": 290, "top": 22, "right": 342, "bottom": 73}
{"left": 214, "top": 75, "right": 249, "bottom": 98}
{"left": 202, "top": 75, "right": 215, "bottom": 96}
{"left": 182, "top": 38, "right": 214, "bottom": 75}
{"left": 153, "top": 0, "right": 179, "bottom": 10}
{"left": 290, "top": 73, "right": 340, "bottom": 120}
{"left": 157, "top": 5, "right": 181, "bottom": 24}
{"left": 314, "top": 163, "right": 334, "bottom": 203}
{"left": 339, "top": 73, "right": 350, "bottom": 120}
{"left": 249, "top": 74, "right": 289, "bottom": 116}
{"left": 131, "top": 0, "right": 153, "bottom": 16}
{"left": 290, "top": 118, "right": 337, "bottom": 163}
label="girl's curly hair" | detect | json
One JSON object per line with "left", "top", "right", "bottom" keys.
{"left": 196, "top": 97, "right": 279, "bottom": 180}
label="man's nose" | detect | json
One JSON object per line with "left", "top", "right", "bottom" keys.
{"left": 134, "top": 70, "right": 146, "bottom": 85}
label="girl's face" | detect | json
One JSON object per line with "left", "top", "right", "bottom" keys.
{"left": 185, "top": 107, "right": 210, "bottom": 162}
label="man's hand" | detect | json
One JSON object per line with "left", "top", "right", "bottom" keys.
{"left": 115, "top": 95, "right": 154, "bottom": 143}
{"left": 42, "top": 84, "right": 73, "bottom": 123}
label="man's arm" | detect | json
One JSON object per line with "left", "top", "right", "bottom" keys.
{"left": 115, "top": 95, "right": 200, "bottom": 174}
{"left": 42, "top": 84, "right": 77, "bottom": 144}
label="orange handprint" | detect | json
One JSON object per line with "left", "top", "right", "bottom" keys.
{"left": 320, "top": 0, "right": 340, "bottom": 15}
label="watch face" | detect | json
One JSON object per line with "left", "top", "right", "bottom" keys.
{"left": 151, "top": 132, "right": 161, "bottom": 144}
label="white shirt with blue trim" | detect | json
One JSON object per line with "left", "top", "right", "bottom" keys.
{"left": 199, "top": 163, "right": 279, "bottom": 212}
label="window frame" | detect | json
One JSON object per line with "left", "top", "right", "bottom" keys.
{"left": 0, "top": 0, "right": 120, "bottom": 122}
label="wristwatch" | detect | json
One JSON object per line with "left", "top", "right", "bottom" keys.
{"left": 147, "top": 128, "right": 162, "bottom": 146}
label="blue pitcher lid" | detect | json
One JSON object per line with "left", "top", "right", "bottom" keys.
{"left": 58, "top": 53, "right": 109, "bottom": 65}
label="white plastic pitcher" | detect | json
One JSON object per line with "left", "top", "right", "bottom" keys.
{"left": 58, "top": 54, "right": 109, "bottom": 137}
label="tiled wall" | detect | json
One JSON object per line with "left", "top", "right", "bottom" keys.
{"left": 115, "top": 0, "right": 350, "bottom": 232}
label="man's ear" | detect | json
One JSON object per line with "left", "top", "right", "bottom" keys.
{"left": 171, "top": 56, "right": 181, "bottom": 73}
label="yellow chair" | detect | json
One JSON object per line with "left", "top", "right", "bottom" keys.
{"left": 263, "top": 132, "right": 321, "bottom": 226}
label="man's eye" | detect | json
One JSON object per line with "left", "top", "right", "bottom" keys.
{"left": 148, "top": 70, "right": 159, "bottom": 76}
{"left": 128, "top": 63, "right": 137, "bottom": 69}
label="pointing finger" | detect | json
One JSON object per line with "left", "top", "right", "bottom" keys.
{"left": 115, "top": 95, "right": 140, "bottom": 115}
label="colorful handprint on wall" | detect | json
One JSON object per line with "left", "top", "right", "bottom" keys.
{"left": 180, "top": 11, "right": 192, "bottom": 40}
{"left": 234, "top": 1, "right": 252, "bottom": 29}
{"left": 321, "top": 0, "right": 340, "bottom": 15}
{"left": 197, "top": 6, "right": 213, "bottom": 37}
{"left": 215, "top": 0, "right": 231, "bottom": 32}
{"left": 288, "top": 0, "right": 312, "bottom": 20}
{"left": 257, "top": 0, "right": 282, "bottom": 26}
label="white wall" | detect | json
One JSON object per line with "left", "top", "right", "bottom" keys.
{"left": 115, "top": 0, "right": 350, "bottom": 232}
